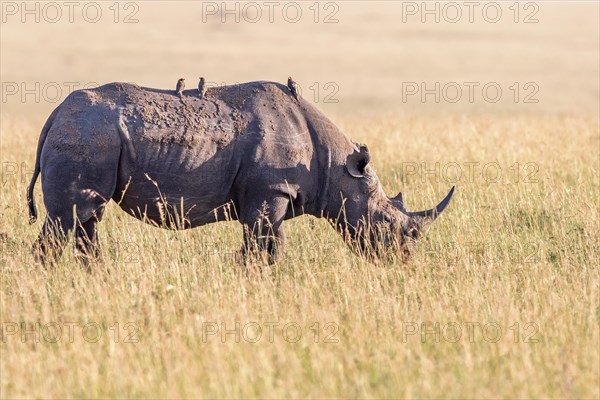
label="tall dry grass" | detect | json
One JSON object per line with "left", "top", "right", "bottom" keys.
{"left": 1, "top": 1, "right": 599, "bottom": 398}
{"left": 1, "top": 112, "right": 598, "bottom": 398}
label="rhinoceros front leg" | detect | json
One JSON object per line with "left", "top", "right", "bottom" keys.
{"left": 239, "top": 196, "right": 289, "bottom": 264}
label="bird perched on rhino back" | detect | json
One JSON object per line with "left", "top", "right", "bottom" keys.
{"left": 175, "top": 78, "right": 185, "bottom": 98}
{"left": 287, "top": 76, "right": 300, "bottom": 100}
{"left": 198, "top": 77, "right": 206, "bottom": 99}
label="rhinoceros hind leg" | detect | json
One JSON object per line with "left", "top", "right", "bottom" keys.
{"left": 75, "top": 218, "right": 101, "bottom": 265}
{"left": 35, "top": 130, "right": 120, "bottom": 265}
{"left": 32, "top": 217, "right": 70, "bottom": 266}
{"left": 34, "top": 211, "right": 105, "bottom": 267}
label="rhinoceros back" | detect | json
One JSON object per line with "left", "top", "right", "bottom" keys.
{"left": 83, "top": 81, "right": 311, "bottom": 227}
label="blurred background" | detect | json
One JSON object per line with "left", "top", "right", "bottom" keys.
{"left": 1, "top": 0, "right": 599, "bottom": 123}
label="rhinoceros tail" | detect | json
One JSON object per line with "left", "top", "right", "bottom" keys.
{"left": 27, "top": 106, "right": 59, "bottom": 224}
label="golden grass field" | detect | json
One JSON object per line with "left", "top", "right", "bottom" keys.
{"left": 1, "top": 1, "right": 599, "bottom": 398}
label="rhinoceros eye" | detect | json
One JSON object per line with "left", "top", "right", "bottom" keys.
{"left": 382, "top": 215, "right": 393, "bottom": 224}
{"left": 407, "top": 227, "right": 420, "bottom": 239}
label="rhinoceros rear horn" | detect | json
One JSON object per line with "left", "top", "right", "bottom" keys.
{"left": 346, "top": 145, "right": 370, "bottom": 178}
{"left": 396, "top": 186, "right": 455, "bottom": 222}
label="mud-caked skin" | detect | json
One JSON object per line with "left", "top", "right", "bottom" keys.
{"left": 27, "top": 81, "right": 454, "bottom": 264}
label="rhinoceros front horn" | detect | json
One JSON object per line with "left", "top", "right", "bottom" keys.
{"left": 392, "top": 186, "right": 455, "bottom": 224}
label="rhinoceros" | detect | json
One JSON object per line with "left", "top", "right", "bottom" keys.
{"left": 27, "top": 81, "right": 454, "bottom": 264}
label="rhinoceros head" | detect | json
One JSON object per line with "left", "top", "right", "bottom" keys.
{"left": 338, "top": 144, "right": 454, "bottom": 261}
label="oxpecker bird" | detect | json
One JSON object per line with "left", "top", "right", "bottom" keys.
{"left": 287, "top": 76, "right": 300, "bottom": 100}
{"left": 175, "top": 78, "right": 185, "bottom": 98}
{"left": 198, "top": 77, "right": 206, "bottom": 99}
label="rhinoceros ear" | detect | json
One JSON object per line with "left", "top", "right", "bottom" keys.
{"left": 346, "top": 144, "right": 370, "bottom": 178}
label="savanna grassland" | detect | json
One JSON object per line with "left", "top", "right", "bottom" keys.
{"left": 1, "top": 1, "right": 599, "bottom": 398}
